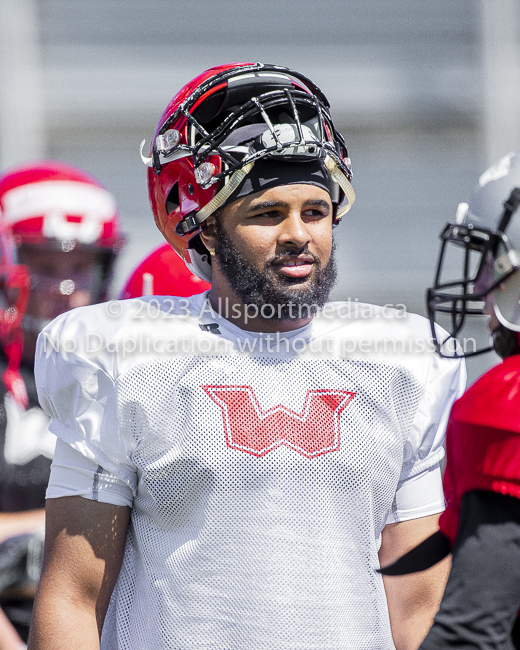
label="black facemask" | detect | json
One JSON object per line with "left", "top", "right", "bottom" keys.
{"left": 213, "top": 216, "right": 337, "bottom": 321}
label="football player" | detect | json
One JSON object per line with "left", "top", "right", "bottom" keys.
{"left": 0, "top": 213, "right": 30, "bottom": 650}
{"left": 0, "top": 161, "right": 123, "bottom": 645}
{"left": 30, "top": 63, "right": 464, "bottom": 650}
{"left": 380, "top": 151, "right": 520, "bottom": 649}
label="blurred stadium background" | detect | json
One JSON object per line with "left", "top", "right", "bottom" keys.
{"left": 1, "top": 0, "right": 519, "bottom": 382}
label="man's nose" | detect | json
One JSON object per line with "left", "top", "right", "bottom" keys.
{"left": 278, "top": 213, "right": 310, "bottom": 249}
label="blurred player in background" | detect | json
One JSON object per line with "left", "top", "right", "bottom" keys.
{"left": 30, "top": 63, "right": 464, "bottom": 650}
{"left": 120, "top": 242, "right": 210, "bottom": 300}
{"left": 0, "top": 161, "right": 124, "bottom": 646}
{"left": 0, "top": 214, "right": 30, "bottom": 650}
{"left": 380, "top": 151, "right": 520, "bottom": 649}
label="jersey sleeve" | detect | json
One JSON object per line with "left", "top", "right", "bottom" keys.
{"left": 34, "top": 315, "right": 138, "bottom": 496}
{"left": 386, "top": 465, "right": 445, "bottom": 524}
{"left": 47, "top": 438, "right": 133, "bottom": 507}
{"left": 400, "top": 353, "right": 466, "bottom": 482}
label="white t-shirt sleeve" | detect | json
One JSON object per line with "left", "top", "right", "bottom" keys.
{"left": 385, "top": 464, "right": 444, "bottom": 524}
{"left": 400, "top": 352, "right": 466, "bottom": 482}
{"left": 35, "top": 313, "right": 138, "bottom": 496}
{"left": 382, "top": 341, "right": 466, "bottom": 526}
{"left": 47, "top": 438, "right": 133, "bottom": 507}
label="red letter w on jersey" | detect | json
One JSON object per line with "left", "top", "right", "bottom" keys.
{"left": 202, "top": 386, "right": 356, "bottom": 458}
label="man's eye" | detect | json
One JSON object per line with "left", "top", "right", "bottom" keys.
{"left": 303, "top": 209, "right": 326, "bottom": 218}
{"left": 256, "top": 211, "right": 279, "bottom": 219}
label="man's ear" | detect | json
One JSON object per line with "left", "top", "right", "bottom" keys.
{"left": 199, "top": 214, "right": 217, "bottom": 253}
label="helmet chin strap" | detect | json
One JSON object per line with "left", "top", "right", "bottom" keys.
{"left": 195, "top": 162, "right": 255, "bottom": 224}
{"left": 323, "top": 155, "right": 356, "bottom": 219}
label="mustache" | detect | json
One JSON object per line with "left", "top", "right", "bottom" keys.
{"left": 267, "top": 249, "right": 320, "bottom": 265}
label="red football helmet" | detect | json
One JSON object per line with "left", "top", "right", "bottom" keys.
{"left": 120, "top": 243, "right": 210, "bottom": 299}
{"left": 0, "top": 218, "right": 30, "bottom": 405}
{"left": 144, "top": 62, "right": 356, "bottom": 282}
{"left": 0, "top": 160, "right": 125, "bottom": 302}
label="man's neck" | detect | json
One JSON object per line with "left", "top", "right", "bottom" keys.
{"left": 206, "top": 290, "right": 313, "bottom": 333}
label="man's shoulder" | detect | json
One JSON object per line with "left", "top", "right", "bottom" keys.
{"left": 453, "top": 356, "right": 520, "bottom": 433}
{"left": 40, "top": 293, "right": 208, "bottom": 340}
{"left": 36, "top": 293, "right": 212, "bottom": 377}
{"left": 317, "top": 300, "right": 432, "bottom": 340}
{"left": 314, "top": 301, "right": 465, "bottom": 384}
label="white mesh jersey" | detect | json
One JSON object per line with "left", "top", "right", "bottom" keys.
{"left": 36, "top": 293, "right": 465, "bottom": 650}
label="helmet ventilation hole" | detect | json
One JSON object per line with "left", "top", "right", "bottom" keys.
{"left": 166, "top": 182, "right": 180, "bottom": 214}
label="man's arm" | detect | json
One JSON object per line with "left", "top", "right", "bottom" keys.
{"left": 379, "top": 513, "right": 450, "bottom": 650}
{"left": 0, "top": 510, "right": 45, "bottom": 545}
{"left": 0, "top": 607, "right": 26, "bottom": 650}
{"left": 27, "top": 496, "right": 130, "bottom": 650}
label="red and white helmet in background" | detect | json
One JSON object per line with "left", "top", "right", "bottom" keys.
{"left": 120, "top": 243, "right": 210, "bottom": 299}
{"left": 0, "top": 160, "right": 125, "bottom": 302}
{"left": 0, "top": 217, "right": 30, "bottom": 406}
{"left": 143, "top": 62, "right": 355, "bottom": 283}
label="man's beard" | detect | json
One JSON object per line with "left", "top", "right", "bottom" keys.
{"left": 213, "top": 218, "right": 337, "bottom": 321}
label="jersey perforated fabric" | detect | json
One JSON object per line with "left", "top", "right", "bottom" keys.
{"left": 46, "top": 441, "right": 443, "bottom": 525}
{"left": 36, "top": 294, "right": 465, "bottom": 650}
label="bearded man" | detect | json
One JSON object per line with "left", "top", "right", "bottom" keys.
{"left": 28, "top": 63, "right": 464, "bottom": 650}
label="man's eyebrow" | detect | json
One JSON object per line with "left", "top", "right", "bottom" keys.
{"left": 302, "top": 199, "right": 331, "bottom": 210}
{"left": 246, "top": 198, "right": 331, "bottom": 213}
{"left": 246, "top": 200, "right": 290, "bottom": 212}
